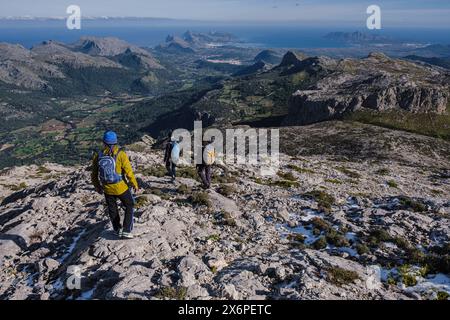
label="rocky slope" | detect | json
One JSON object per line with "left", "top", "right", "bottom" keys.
{"left": 32, "top": 41, "right": 123, "bottom": 69}
{"left": 284, "top": 52, "right": 450, "bottom": 125}
{"left": 0, "top": 122, "right": 449, "bottom": 300}
{"left": 0, "top": 37, "right": 162, "bottom": 92}
{"left": 0, "top": 43, "right": 65, "bottom": 90}
{"left": 156, "top": 35, "right": 196, "bottom": 54}
{"left": 254, "top": 50, "right": 284, "bottom": 65}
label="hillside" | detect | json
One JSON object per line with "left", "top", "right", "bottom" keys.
{"left": 0, "top": 122, "right": 449, "bottom": 300}
{"left": 1, "top": 37, "right": 450, "bottom": 171}
{"left": 284, "top": 52, "right": 450, "bottom": 126}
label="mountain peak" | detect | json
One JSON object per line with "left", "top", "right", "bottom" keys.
{"left": 367, "top": 52, "right": 390, "bottom": 61}
{"left": 254, "top": 50, "right": 283, "bottom": 65}
{"left": 279, "top": 51, "right": 307, "bottom": 67}
{"left": 71, "top": 36, "right": 148, "bottom": 57}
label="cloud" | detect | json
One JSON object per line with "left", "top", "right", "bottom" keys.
{"left": 0, "top": 0, "right": 449, "bottom": 27}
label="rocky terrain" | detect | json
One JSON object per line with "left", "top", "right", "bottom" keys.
{"left": 284, "top": 52, "right": 450, "bottom": 125}
{"left": 0, "top": 36, "right": 162, "bottom": 92}
{"left": 0, "top": 122, "right": 449, "bottom": 300}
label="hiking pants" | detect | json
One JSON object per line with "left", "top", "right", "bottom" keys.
{"left": 166, "top": 160, "right": 177, "bottom": 178}
{"left": 197, "top": 164, "right": 212, "bottom": 188}
{"left": 105, "top": 188, "right": 134, "bottom": 233}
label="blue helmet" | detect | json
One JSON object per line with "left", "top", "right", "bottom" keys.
{"left": 103, "top": 131, "right": 118, "bottom": 145}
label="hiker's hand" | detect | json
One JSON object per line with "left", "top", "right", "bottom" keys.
{"left": 134, "top": 187, "right": 141, "bottom": 195}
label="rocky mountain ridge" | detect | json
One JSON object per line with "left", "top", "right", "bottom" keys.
{"left": 0, "top": 37, "right": 161, "bottom": 91}
{"left": 283, "top": 52, "right": 450, "bottom": 125}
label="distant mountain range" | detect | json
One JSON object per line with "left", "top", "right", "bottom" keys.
{"left": 324, "top": 31, "right": 395, "bottom": 44}
{"left": 0, "top": 32, "right": 449, "bottom": 169}
{"left": 405, "top": 55, "right": 450, "bottom": 69}
{"left": 156, "top": 30, "right": 240, "bottom": 53}
{"left": 0, "top": 36, "right": 163, "bottom": 93}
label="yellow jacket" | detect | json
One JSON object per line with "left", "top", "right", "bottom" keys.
{"left": 91, "top": 145, "right": 138, "bottom": 196}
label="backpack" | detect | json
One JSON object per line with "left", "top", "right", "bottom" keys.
{"left": 204, "top": 144, "right": 216, "bottom": 165}
{"left": 98, "top": 149, "right": 123, "bottom": 185}
{"left": 170, "top": 142, "right": 181, "bottom": 164}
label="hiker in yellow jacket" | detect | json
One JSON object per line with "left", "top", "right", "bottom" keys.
{"left": 91, "top": 131, "right": 139, "bottom": 239}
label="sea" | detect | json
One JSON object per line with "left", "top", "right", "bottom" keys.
{"left": 0, "top": 18, "right": 449, "bottom": 49}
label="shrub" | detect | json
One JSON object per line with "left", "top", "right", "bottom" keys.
{"left": 11, "top": 182, "right": 28, "bottom": 191}
{"left": 134, "top": 196, "right": 149, "bottom": 209}
{"left": 337, "top": 167, "right": 361, "bottom": 179}
{"left": 273, "top": 180, "right": 300, "bottom": 188}
{"left": 217, "top": 184, "right": 236, "bottom": 197}
{"left": 325, "top": 179, "right": 343, "bottom": 185}
{"left": 215, "top": 211, "right": 237, "bottom": 227}
{"left": 37, "top": 165, "right": 51, "bottom": 174}
{"left": 376, "top": 168, "right": 390, "bottom": 176}
{"left": 402, "top": 273, "right": 418, "bottom": 287}
{"left": 29, "top": 230, "right": 44, "bottom": 244}
{"left": 277, "top": 171, "right": 296, "bottom": 181}
{"left": 141, "top": 165, "right": 166, "bottom": 178}
{"left": 178, "top": 166, "right": 199, "bottom": 180}
{"left": 127, "top": 143, "right": 147, "bottom": 153}
{"left": 253, "top": 177, "right": 267, "bottom": 185}
{"left": 310, "top": 217, "right": 331, "bottom": 232}
{"left": 367, "top": 229, "right": 392, "bottom": 246}
{"left": 393, "top": 237, "right": 410, "bottom": 250}
{"left": 387, "top": 180, "right": 398, "bottom": 188}
{"left": 146, "top": 188, "right": 171, "bottom": 200}
{"left": 437, "top": 291, "right": 450, "bottom": 300}
{"left": 313, "top": 237, "right": 327, "bottom": 250}
{"left": 206, "top": 234, "right": 220, "bottom": 242}
{"left": 422, "top": 253, "right": 450, "bottom": 275}
{"left": 156, "top": 287, "right": 187, "bottom": 300}
{"left": 398, "top": 196, "right": 427, "bottom": 213}
{"left": 190, "top": 192, "right": 211, "bottom": 208}
{"left": 397, "top": 265, "right": 418, "bottom": 287}
{"left": 212, "top": 173, "right": 238, "bottom": 184}
{"left": 325, "top": 229, "right": 350, "bottom": 247}
{"left": 355, "top": 243, "right": 370, "bottom": 255}
{"left": 287, "top": 233, "right": 306, "bottom": 243}
{"left": 287, "top": 164, "right": 315, "bottom": 174}
{"left": 304, "top": 190, "right": 335, "bottom": 213}
{"left": 327, "top": 267, "right": 360, "bottom": 286}
{"left": 177, "top": 184, "right": 192, "bottom": 195}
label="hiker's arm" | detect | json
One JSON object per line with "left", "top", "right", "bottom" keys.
{"left": 121, "top": 152, "right": 139, "bottom": 191}
{"left": 91, "top": 153, "right": 102, "bottom": 192}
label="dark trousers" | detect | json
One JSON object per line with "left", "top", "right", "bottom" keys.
{"left": 197, "top": 164, "right": 212, "bottom": 188}
{"left": 105, "top": 188, "right": 134, "bottom": 233}
{"left": 166, "top": 160, "right": 176, "bottom": 179}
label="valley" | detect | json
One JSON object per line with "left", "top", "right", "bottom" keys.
{"left": 1, "top": 30, "right": 449, "bottom": 169}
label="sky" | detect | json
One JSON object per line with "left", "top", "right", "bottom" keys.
{"left": 1, "top": 0, "right": 450, "bottom": 27}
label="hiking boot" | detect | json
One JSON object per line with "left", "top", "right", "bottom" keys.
{"left": 121, "top": 232, "right": 134, "bottom": 239}
{"left": 114, "top": 228, "right": 123, "bottom": 238}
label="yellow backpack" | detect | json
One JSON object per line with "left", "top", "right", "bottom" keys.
{"left": 204, "top": 144, "right": 216, "bottom": 165}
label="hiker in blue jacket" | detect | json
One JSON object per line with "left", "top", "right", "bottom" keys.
{"left": 164, "top": 132, "right": 182, "bottom": 183}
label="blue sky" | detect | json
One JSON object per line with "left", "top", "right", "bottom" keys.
{"left": 1, "top": 0, "right": 450, "bottom": 27}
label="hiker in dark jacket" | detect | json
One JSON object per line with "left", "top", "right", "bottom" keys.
{"left": 91, "top": 131, "right": 139, "bottom": 240}
{"left": 197, "top": 137, "right": 215, "bottom": 189}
